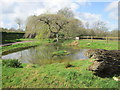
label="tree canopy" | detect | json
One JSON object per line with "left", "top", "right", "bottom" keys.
{"left": 25, "top": 12, "right": 83, "bottom": 40}
{"left": 25, "top": 8, "right": 117, "bottom": 40}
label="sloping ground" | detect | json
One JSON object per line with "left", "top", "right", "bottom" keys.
{"left": 0, "top": 41, "right": 32, "bottom": 47}
{"left": 1, "top": 40, "right": 44, "bottom": 55}
{"left": 2, "top": 60, "right": 119, "bottom": 88}
{"left": 85, "top": 49, "right": 120, "bottom": 78}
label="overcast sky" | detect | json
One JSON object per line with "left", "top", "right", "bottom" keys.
{"left": 0, "top": 0, "right": 119, "bottom": 31}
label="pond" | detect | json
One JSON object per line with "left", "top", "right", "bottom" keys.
{"left": 2, "top": 44, "right": 88, "bottom": 65}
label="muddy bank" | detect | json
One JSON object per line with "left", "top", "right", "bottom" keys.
{"left": 85, "top": 49, "right": 120, "bottom": 77}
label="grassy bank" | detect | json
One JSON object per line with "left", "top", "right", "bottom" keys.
{"left": 2, "top": 59, "right": 119, "bottom": 88}
{"left": 3, "top": 38, "right": 34, "bottom": 44}
{"left": 2, "top": 39, "right": 118, "bottom": 54}
{"left": 1, "top": 39, "right": 47, "bottom": 55}
{"left": 62, "top": 39, "right": 118, "bottom": 50}
{"left": 2, "top": 39, "right": 119, "bottom": 88}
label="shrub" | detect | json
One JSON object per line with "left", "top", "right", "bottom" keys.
{"left": 64, "top": 62, "right": 74, "bottom": 68}
{"left": 2, "top": 59, "right": 23, "bottom": 68}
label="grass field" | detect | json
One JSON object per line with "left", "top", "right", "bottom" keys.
{"left": 2, "top": 39, "right": 119, "bottom": 88}
{"left": 1, "top": 39, "right": 48, "bottom": 55}
{"left": 2, "top": 39, "right": 119, "bottom": 54}
{"left": 2, "top": 59, "right": 119, "bottom": 88}
{"left": 62, "top": 39, "right": 119, "bottom": 50}
{"left": 3, "top": 38, "right": 35, "bottom": 44}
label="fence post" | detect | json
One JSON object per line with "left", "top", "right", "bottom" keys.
{"left": 106, "top": 36, "right": 108, "bottom": 43}
{"left": 91, "top": 36, "right": 93, "bottom": 42}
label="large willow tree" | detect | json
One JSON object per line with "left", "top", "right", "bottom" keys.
{"left": 25, "top": 9, "right": 82, "bottom": 41}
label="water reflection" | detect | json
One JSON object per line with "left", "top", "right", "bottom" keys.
{"left": 2, "top": 44, "right": 88, "bottom": 65}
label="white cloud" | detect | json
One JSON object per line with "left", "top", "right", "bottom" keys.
{"left": 1, "top": 0, "right": 89, "bottom": 29}
{"left": 75, "top": 12, "right": 102, "bottom": 28}
{"left": 77, "top": 12, "right": 101, "bottom": 21}
{"left": 105, "top": 1, "right": 118, "bottom": 20}
{"left": 106, "top": 21, "right": 118, "bottom": 30}
{"left": 75, "top": 12, "right": 117, "bottom": 30}
{"left": 0, "top": 0, "right": 118, "bottom": 30}
{"left": 106, "top": 1, "right": 118, "bottom": 11}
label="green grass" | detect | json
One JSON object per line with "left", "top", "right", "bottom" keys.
{"left": 52, "top": 50, "right": 70, "bottom": 56}
{"left": 0, "top": 59, "right": 2, "bottom": 89}
{"left": 2, "top": 39, "right": 118, "bottom": 54}
{"left": 2, "top": 38, "right": 34, "bottom": 44}
{"left": 4, "top": 38, "right": 34, "bottom": 43}
{"left": 2, "top": 39, "right": 119, "bottom": 88}
{"left": 2, "top": 39, "right": 47, "bottom": 54}
{"left": 62, "top": 39, "right": 118, "bottom": 50}
{"left": 2, "top": 59, "right": 119, "bottom": 88}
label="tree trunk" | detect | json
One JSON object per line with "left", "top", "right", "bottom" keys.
{"left": 106, "top": 36, "right": 108, "bottom": 43}
{"left": 18, "top": 24, "right": 21, "bottom": 30}
{"left": 56, "top": 33, "right": 59, "bottom": 42}
{"left": 91, "top": 36, "right": 93, "bottom": 42}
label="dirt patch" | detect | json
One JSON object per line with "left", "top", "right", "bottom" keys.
{"left": 85, "top": 49, "right": 120, "bottom": 77}
{"left": 68, "top": 41, "right": 79, "bottom": 46}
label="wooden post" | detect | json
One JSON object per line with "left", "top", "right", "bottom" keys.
{"left": 91, "top": 36, "right": 93, "bottom": 42}
{"left": 87, "top": 36, "right": 88, "bottom": 39}
{"left": 56, "top": 33, "right": 59, "bottom": 42}
{"left": 106, "top": 36, "right": 108, "bottom": 43}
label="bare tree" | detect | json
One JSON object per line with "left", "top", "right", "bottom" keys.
{"left": 85, "top": 22, "right": 90, "bottom": 29}
{"left": 15, "top": 18, "right": 23, "bottom": 30}
{"left": 92, "top": 21, "right": 108, "bottom": 37}
{"left": 57, "top": 7, "right": 74, "bottom": 18}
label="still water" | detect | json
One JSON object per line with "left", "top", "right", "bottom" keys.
{"left": 2, "top": 44, "right": 88, "bottom": 65}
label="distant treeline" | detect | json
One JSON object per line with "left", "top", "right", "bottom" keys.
{"left": 24, "top": 8, "right": 119, "bottom": 41}
{"left": 0, "top": 27, "right": 25, "bottom": 33}
{"left": 0, "top": 8, "right": 119, "bottom": 41}
{"left": 2, "top": 32, "right": 25, "bottom": 44}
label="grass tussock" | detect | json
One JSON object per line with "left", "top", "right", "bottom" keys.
{"left": 2, "top": 59, "right": 22, "bottom": 68}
